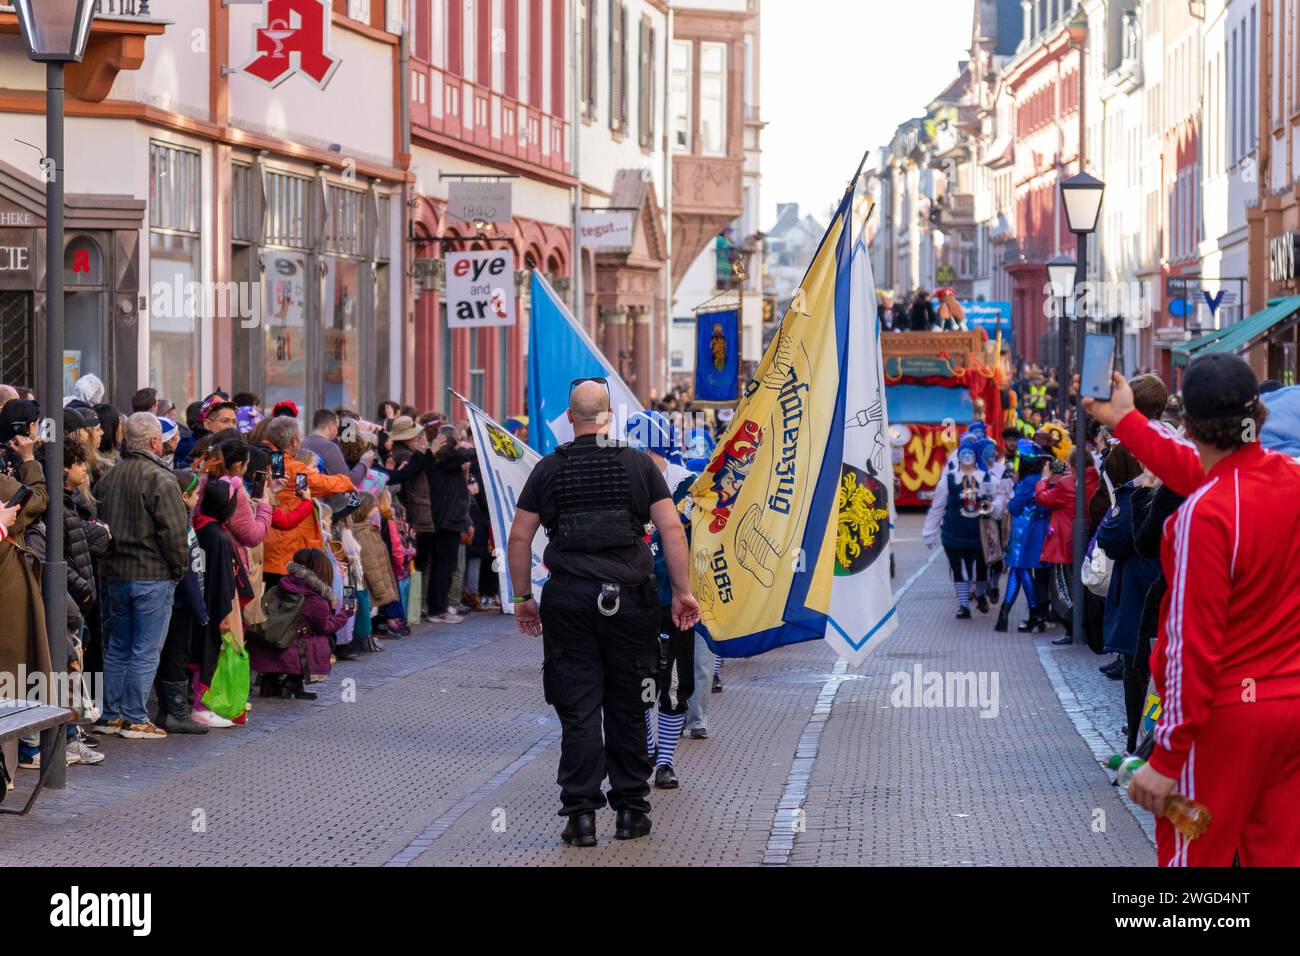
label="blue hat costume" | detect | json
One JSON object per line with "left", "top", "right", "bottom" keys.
{"left": 624, "top": 410, "right": 683, "bottom": 466}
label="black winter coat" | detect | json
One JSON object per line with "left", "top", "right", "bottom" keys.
{"left": 64, "top": 491, "right": 110, "bottom": 611}
{"left": 1133, "top": 484, "right": 1185, "bottom": 653}
{"left": 427, "top": 447, "right": 477, "bottom": 534}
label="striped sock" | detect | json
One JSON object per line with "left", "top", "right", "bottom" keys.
{"left": 656, "top": 712, "right": 685, "bottom": 768}
{"left": 714, "top": 655, "right": 722, "bottom": 677}
{"left": 645, "top": 709, "right": 656, "bottom": 758}
{"left": 955, "top": 582, "right": 972, "bottom": 608}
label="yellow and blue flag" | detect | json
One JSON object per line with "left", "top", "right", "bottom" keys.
{"left": 688, "top": 167, "right": 898, "bottom": 663}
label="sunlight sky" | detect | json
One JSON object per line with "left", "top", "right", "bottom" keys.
{"left": 759, "top": 0, "right": 975, "bottom": 228}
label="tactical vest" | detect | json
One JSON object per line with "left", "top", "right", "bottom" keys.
{"left": 547, "top": 441, "right": 645, "bottom": 552}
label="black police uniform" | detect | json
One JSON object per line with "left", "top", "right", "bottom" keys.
{"left": 516, "top": 434, "right": 672, "bottom": 818}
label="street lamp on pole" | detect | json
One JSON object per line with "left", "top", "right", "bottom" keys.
{"left": 1059, "top": 171, "right": 1105, "bottom": 647}
{"left": 11, "top": 0, "right": 98, "bottom": 790}
{"left": 1047, "top": 256, "right": 1077, "bottom": 417}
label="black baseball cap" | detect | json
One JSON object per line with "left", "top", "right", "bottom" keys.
{"left": 1181, "top": 353, "right": 1259, "bottom": 419}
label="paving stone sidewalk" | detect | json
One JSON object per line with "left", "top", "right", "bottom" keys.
{"left": 0, "top": 514, "right": 1154, "bottom": 866}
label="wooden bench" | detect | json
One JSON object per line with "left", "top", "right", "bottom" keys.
{"left": 0, "top": 699, "right": 72, "bottom": 816}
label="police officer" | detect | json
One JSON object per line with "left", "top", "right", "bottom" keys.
{"left": 508, "top": 381, "right": 701, "bottom": 847}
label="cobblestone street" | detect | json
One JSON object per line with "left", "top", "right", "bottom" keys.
{"left": 0, "top": 514, "right": 1155, "bottom": 866}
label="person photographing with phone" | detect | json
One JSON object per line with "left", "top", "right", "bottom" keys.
{"left": 1083, "top": 354, "right": 1300, "bottom": 866}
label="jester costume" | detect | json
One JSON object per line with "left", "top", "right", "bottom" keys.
{"left": 995, "top": 440, "right": 1050, "bottom": 632}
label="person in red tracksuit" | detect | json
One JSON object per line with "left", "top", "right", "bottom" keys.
{"left": 1083, "top": 354, "right": 1300, "bottom": 867}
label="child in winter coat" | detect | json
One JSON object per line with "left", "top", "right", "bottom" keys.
{"left": 995, "top": 441, "right": 1051, "bottom": 633}
{"left": 346, "top": 493, "right": 407, "bottom": 637}
{"left": 251, "top": 547, "right": 353, "bottom": 700}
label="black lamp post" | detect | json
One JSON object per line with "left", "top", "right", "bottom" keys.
{"left": 1059, "top": 171, "right": 1105, "bottom": 646}
{"left": 1047, "top": 254, "right": 1077, "bottom": 409}
{"left": 12, "top": 0, "right": 98, "bottom": 790}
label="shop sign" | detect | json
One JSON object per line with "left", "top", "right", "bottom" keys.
{"left": 242, "top": 0, "right": 341, "bottom": 90}
{"left": 447, "top": 182, "right": 513, "bottom": 227}
{"left": 577, "top": 210, "right": 635, "bottom": 249}
{"left": 445, "top": 249, "right": 516, "bottom": 328}
{"left": 0, "top": 229, "right": 35, "bottom": 289}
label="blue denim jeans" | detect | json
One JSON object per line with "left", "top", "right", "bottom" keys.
{"left": 683, "top": 633, "right": 714, "bottom": 733}
{"left": 102, "top": 579, "right": 176, "bottom": 725}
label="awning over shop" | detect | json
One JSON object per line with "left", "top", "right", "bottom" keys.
{"left": 1171, "top": 296, "right": 1300, "bottom": 367}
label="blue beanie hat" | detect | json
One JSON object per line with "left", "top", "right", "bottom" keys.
{"left": 625, "top": 410, "right": 681, "bottom": 464}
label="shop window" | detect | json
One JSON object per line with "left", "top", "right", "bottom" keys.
{"left": 149, "top": 141, "right": 203, "bottom": 406}
{"left": 64, "top": 235, "right": 103, "bottom": 287}
{"left": 323, "top": 256, "right": 362, "bottom": 412}
{"left": 261, "top": 250, "right": 308, "bottom": 410}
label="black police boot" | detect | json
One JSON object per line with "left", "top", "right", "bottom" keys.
{"left": 975, "top": 594, "right": 990, "bottom": 614}
{"left": 561, "top": 812, "right": 597, "bottom": 847}
{"left": 614, "top": 809, "right": 652, "bottom": 840}
{"left": 993, "top": 604, "right": 1011, "bottom": 633}
{"left": 987, "top": 585, "right": 1000, "bottom": 604}
{"left": 654, "top": 764, "right": 679, "bottom": 790}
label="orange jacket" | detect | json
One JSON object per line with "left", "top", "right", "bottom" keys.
{"left": 262, "top": 450, "right": 355, "bottom": 575}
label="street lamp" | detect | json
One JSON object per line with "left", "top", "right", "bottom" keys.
{"left": 12, "top": 0, "right": 98, "bottom": 791}
{"left": 1047, "top": 255, "right": 1077, "bottom": 409}
{"left": 1059, "top": 171, "right": 1105, "bottom": 648}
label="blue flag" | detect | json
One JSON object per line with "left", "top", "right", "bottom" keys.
{"left": 526, "top": 271, "right": 642, "bottom": 454}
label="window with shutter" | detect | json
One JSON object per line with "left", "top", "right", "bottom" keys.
{"left": 638, "top": 19, "right": 652, "bottom": 148}
{"left": 582, "top": 0, "right": 597, "bottom": 119}
{"left": 609, "top": 0, "right": 619, "bottom": 132}
{"left": 620, "top": 4, "right": 629, "bottom": 131}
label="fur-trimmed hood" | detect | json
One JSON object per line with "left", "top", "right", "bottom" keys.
{"left": 285, "top": 561, "right": 333, "bottom": 600}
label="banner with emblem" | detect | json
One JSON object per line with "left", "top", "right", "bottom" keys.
{"left": 687, "top": 159, "right": 897, "bottom": 663}
{"left": 453, "top": 390, "right": 549, "bottom": 614}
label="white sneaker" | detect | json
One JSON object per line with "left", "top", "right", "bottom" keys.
{"left": 431, "top": 611, "right": 464, "bottom": 624}
{"left": 66, "top": 739, "right": 105, "bottom": 765}
{"left": 191, "top": 708, "right": 235, "bottom": 729}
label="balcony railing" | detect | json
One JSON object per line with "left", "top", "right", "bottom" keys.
{"left": 92, "top": 0, "right": 153, "bottom": 13}
{"left": 410, "top": 61, "right": 568, "bottom": 176}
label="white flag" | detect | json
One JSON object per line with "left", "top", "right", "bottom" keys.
{"left": 823, "top": 188, "right": 899, "bottom": 665}
{"left": 456, "top": 392, "right": 549, "bottom": 613}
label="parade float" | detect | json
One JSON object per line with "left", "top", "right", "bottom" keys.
{"left": 885, "top": 329, "right": 1008, "bottom": 507}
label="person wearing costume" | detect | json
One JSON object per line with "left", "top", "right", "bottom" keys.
{"left": 995, "top": 440, "right": 1050, "bottom": 632}
{"left": 626, "top": 411, "right": 698, "bottom": 790}
{"left": 924, "top": 436, "right": 997, "bottom": 618}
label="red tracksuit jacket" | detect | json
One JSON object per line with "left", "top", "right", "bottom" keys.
{"left": 1112, "top": 410, "right": 1300, "bottom": 778}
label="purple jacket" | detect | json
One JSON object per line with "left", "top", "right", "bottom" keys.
{"left": 248, "top": 564, "right": 352, "bottom": 678}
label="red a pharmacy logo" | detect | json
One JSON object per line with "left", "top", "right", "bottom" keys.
{"left": 242, "top": 0, "right": 341, "bottom": 90}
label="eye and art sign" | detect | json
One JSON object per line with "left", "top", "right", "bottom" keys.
{"left": 693, "top": 305, "right": 741, "bottom": 405}
{"left": 445, "top": 249, "right": 517, "bottom": 328}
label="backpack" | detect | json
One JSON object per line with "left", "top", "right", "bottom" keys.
{"left": 1081, "top": 470, "right": 1117, "bottom": 597}
{"left": 253, "top": 586, "right": 307, "bottom": 650}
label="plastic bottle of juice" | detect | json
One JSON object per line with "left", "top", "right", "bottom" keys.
{"left": 1111, "top": 755, "right": 1212, "bottom": 840}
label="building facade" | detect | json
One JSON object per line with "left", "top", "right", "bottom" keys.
{"left": 1, "top": 0, "right": 407, "bottom": 416}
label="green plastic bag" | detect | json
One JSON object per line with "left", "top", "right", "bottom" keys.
{"left": 202, "top": 631, "right": 250, "bottom": 720}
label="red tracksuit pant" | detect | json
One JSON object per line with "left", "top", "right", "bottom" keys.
{"left": 1158, "top": 697, "right": 1300, "bottom": 866}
